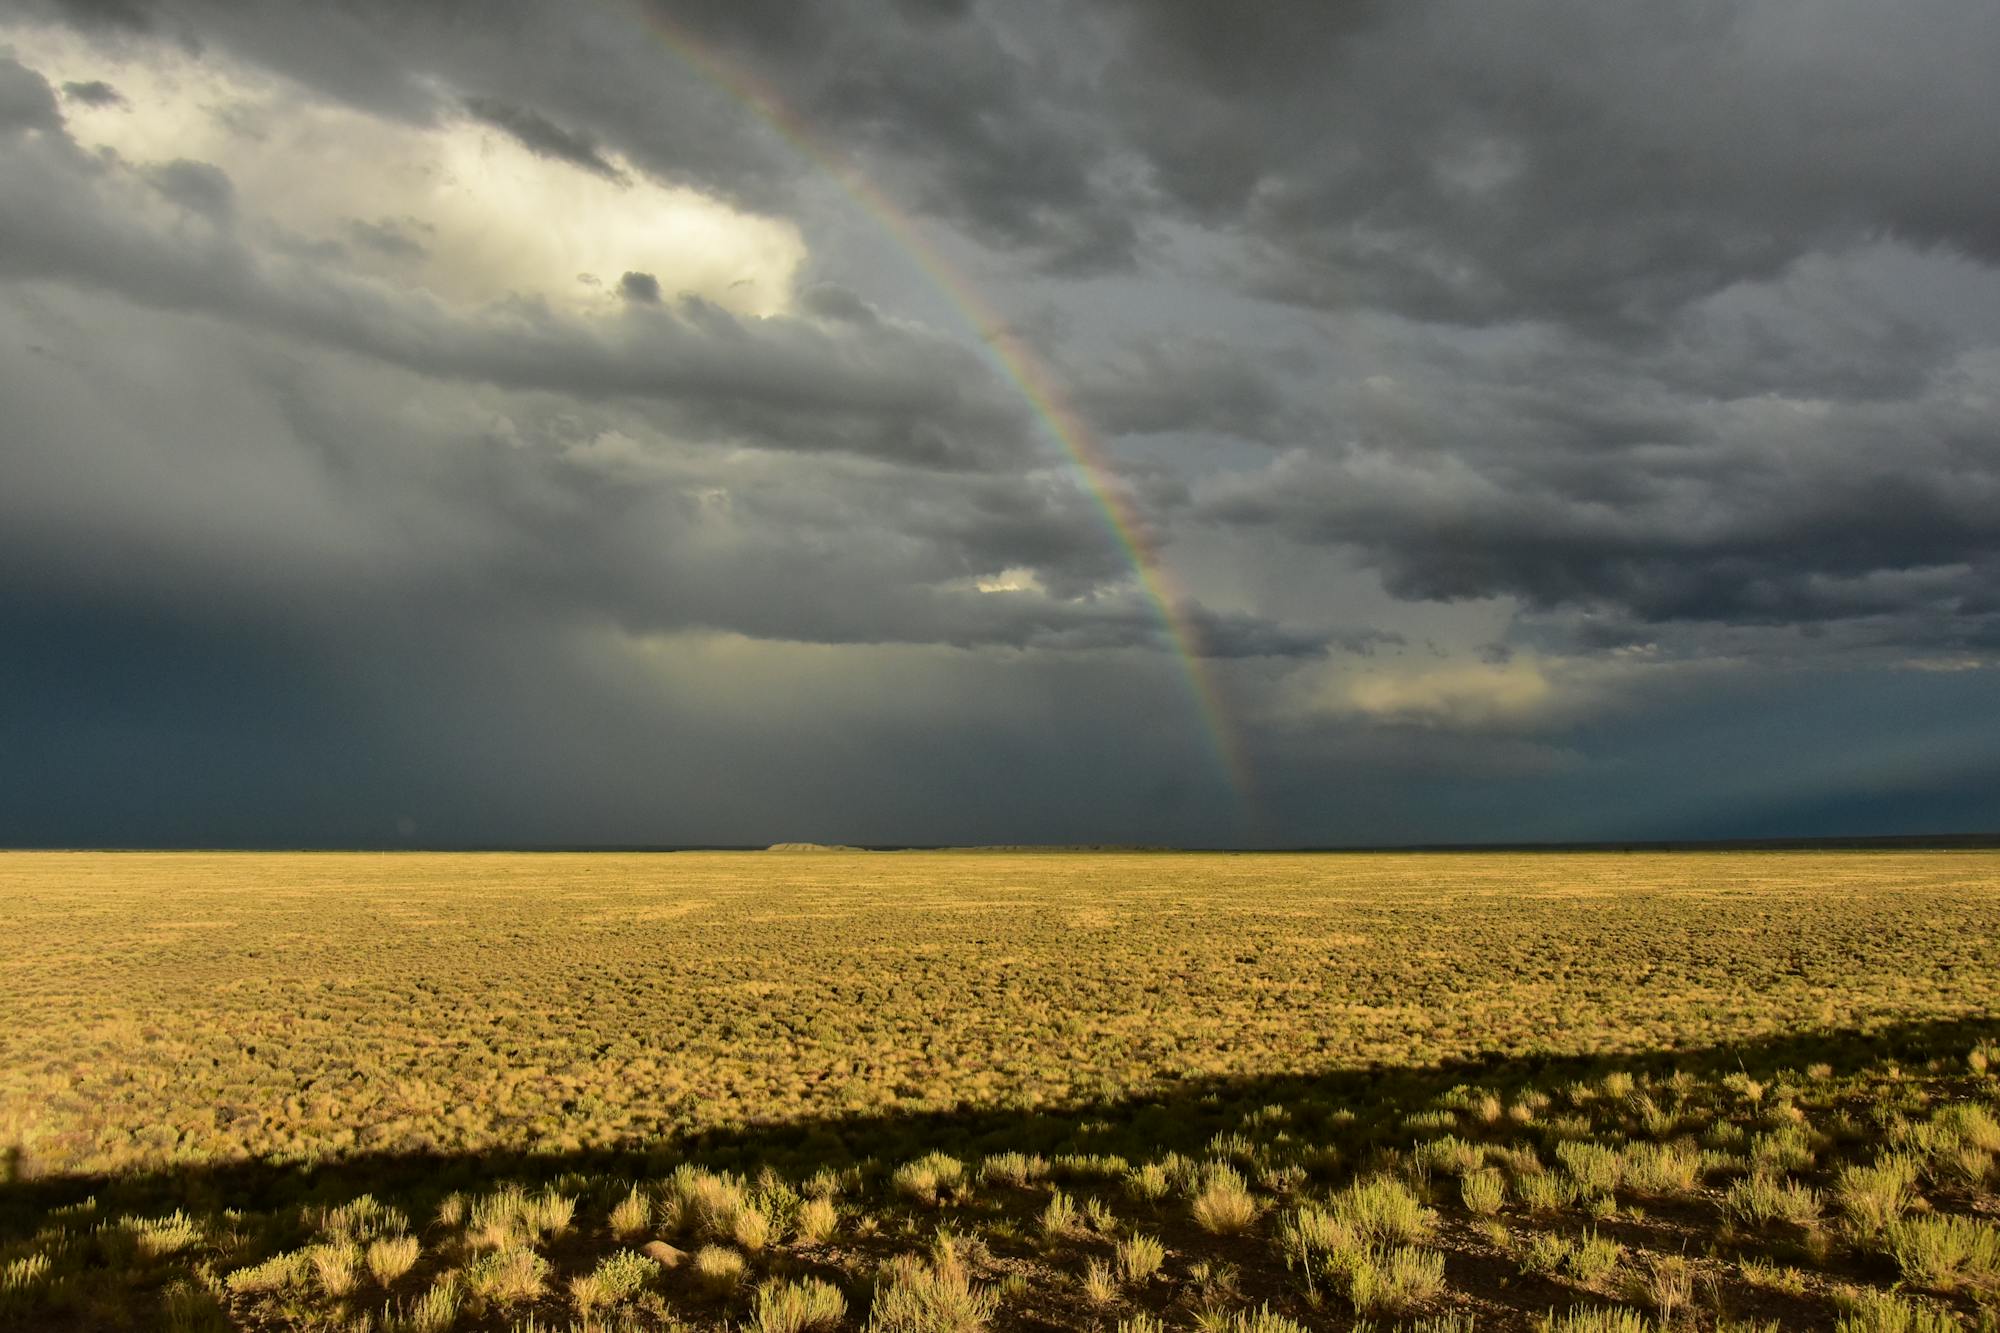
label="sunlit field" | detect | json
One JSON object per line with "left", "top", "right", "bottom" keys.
{"left": 3, "top": 850, "right": 1997, "bottom": 1332}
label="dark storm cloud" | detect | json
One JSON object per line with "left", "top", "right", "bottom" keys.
{"left": 1100, "top": 0, "right": 2000, "bottom": 329}
{"left": 0, "top": 56, "right": 63, "bottom": 130}
{"left": 61, "top": 78, "right": 124, "bottom": 106}
{"left": 8, "top": 0, "right": 2000, "bottom": 845}
{"left": 1071, "top": 336, "right": 1297, "bottom": 443}
{"left": 463, "top": 95, "right": 624, "bottom": 181}
{"left": 618, "top": 271, "right": 663, "bottom": 304}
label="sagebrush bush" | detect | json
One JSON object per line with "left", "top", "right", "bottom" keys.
{"left": 1884, "top": 1213, "right": 2000, "bottom": 1291}
{"left": 1832, "top": 1286, "right": 1961, "bottom": 1333}
{"left": 1460, "top": 1168, "right": 1507, "bottom": 1216}
{"left": 1835, "top": 1156, "right": 1920, "bottom": 1235}
{"left": 1724, "top": 1173, "right": 1820, "bottom": 1229}
{"left": 1333, "top": 1177, "right": 1433, "bottom": 1245}
{"left": 1621, "top": 1141, "right": 1701, "bottom": 1196}
{"left": 1556, "top": 1141, "right": 1623, "bottom": 1196}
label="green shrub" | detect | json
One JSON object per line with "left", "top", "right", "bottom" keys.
{"left": 1461, "top": 1168, "right": 1507, "bottom": 1216}
{"left": 1884, "top": 1212, "right": 2000, "bottom": 1291}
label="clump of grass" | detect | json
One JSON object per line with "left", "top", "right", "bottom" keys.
{"left": 522, "top": 1188, "right": 576, "bottom": 1240}
{"left": 466, "top": 1245, "right": 547, "bottom": 1307}
{"left": 1208, "top": 1305, "right": 1308, "bottom": 1333}
{"left": 1517, "top": 1171, "right": 1576, "bottom": 1215}
{"left": 734, "top": 1203, "right": 774, "bottom": 1252}
{"left": 1461, "top": 1168, "right": 1507, "bottom": 1216}
{"left": 1557, "top": 1142, "right": 1623, "bottom": 1197}
{"left": 668, "top": 1167, "right": 754, "bottom": 1243}
{"left": 1345, "top": 1245, "right": 1446, "bottom": 1315}
{"left": 692, "top": 1244, "right": 748, "bottom": 1296}
{"left": 1749, "top": 1126, "right": 1814, "bottom": 1173}
{"left": 867, "top": 1233, "right": 995, "bottom": 1333}
{"left": 1564, "top": 1228, "right": 1624, "bottom": 1289}
{"left": 1191, "top": 1167, "right": 1261, "bottom": 1235}
{"left": 1629, "top": 1253, "right": 1690, "bottom": 1323}
{"left": 320, "top": 1194, "right": 410, "bottom": 1243}
{"left": 366, "top": 1234, "right": 420, "bottom": 1286}
{"left": 1124, "top": 1162, "right": 1171, "bottom": 1202}
{"left": 225, "top": 1250, "right": 310, "bottom": 1295}
{"left": 1040, "top": 1190, "right": 1083, "bottom": 1239}
{"left": 795, "top": 1196, "right": 838, "bottom": 1245}
{"left": 1333, "top": 1176, "right": 1434, "bottom": 1245}
{"left": 1415, "top": 1135, "right": 1486, "bottom": 1177}
{"left": 159, "top": 1280, "right": 225, "bottom": 1333}
{"left": 1883, "top": 1212, "right": 2000, "bottom": 1291}
{"left": 1117, "top": 1233, "right": 1165, "bottom": 1283}
{"left": 309, "top": 1242, "right": 360, "bottom": 1298}
{"left": 1835, "top": 1156, "right": 1920, "bottom": 1235}
{"left": 1738, "top": 1257, "right": 1808, "bottom": 1296}
{"left": 1723, "top": 1173, "right": 1820, "bottom": 1229}
{"left": 1621, "top": 1141, "right": 1701, "bottom": 1196}
{"left": 750, "top": 1277, "right": 848, "bottom": 1333}
{"left": 1831, "top": 1285, "right": 1961, "bottom": 1333}
{"left": 609, "top": 1184, "right": 650, "bottom": 1240}
{"left": 895, "top": 1153, "right": 967, "bottom": 1205}
{"left": 1519, "top": 1231, "right": 1570, "bottom": 1279}
{"left": 1081, "top": 1258, "right": 1119, "bottom": 1306}
{"left": 1275, "top": 1204, "right": 1361, "bottom": 1281}
{"left": 123, "top": 1211, "right": 205, "bottom": 1259}
{"left": 433, "top": 1194, "right": 467, "bottom": 1230}
{"left": 387, "top": 1275, "right": 460, "bottom": 1333}
{"left": 1085, "top": 1196, "right": 1119, "bottom": 1234}
{"left": 569, "top": 1248, "right": 653, "bottom": 1315}
{"left": 1545, "top": 1307, "right": 1651, "bottom": 1333}
{"left": 979, "top": 1152, "right": 1048, "bottom": 1187}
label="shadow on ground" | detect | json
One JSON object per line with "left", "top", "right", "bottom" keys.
{"left": 6, "top": 1013, "right": 1994, "bottom": 1240}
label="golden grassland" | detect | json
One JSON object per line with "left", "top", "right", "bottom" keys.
{"left": 0, "top": 849, "right": 1997, "bottom": 1332}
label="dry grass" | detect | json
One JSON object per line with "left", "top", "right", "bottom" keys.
{"left": 1, "top": 849, "right": 1998, "bottom": 1331}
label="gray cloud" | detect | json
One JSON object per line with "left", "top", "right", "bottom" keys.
{"left": 7, "top": 3, "right": 2000, "bottom": 844}
{"left": 60, "top": 77, "right": 124, "bottom": 106}
{"left": 464, "top": 95, "right": 624, "bottom": 180}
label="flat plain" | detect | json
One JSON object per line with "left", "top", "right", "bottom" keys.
{"left": 1, "top": 850, "right": 1997, "bottom": 1332}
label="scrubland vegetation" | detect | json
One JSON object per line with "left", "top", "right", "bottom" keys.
{"left": 1, "top": 850, "right": 1997, "bottom": 1330}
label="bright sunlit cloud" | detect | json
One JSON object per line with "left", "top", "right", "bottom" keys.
{"left": 4, "top": 23, "right": 805, "bottom": 316}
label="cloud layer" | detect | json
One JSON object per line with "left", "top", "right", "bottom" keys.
{"left": 5, "top": 0, "right": 2000, "bottom": 844}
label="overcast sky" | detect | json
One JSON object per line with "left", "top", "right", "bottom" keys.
{"left": 5, "top": 0, "right": 2000, "bottom": 847}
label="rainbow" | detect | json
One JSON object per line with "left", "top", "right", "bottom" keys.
{"left": 627, "top": 7, "right": 1254, "bottom": 806}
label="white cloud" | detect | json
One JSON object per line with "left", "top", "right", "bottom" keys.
{"left": 5, "top": 23, "right": 805, "bottom": 316}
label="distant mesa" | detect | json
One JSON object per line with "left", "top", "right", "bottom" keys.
{"left": 765, "top": 841, "right": 862, "bottom": 852}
